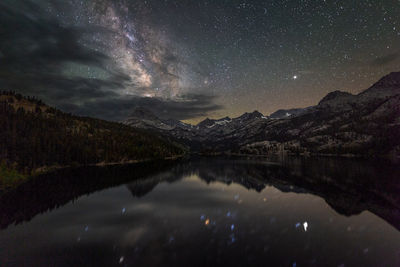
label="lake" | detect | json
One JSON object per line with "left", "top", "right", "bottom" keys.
{"left": 0, "top": 156, "right": 399, "bottom": 266}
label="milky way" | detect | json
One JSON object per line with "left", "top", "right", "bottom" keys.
{"left": 1, "top": 0, "right": 399, "bottom": 123}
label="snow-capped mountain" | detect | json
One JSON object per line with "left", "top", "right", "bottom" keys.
{"left": 197, "top": 116, "right": 232, "bottom": 129}
{"left": 269, "top": 108, "right": 309, "bottom": 119}
{"left": 124, "top": 72, "right": 400, "bottom": 156}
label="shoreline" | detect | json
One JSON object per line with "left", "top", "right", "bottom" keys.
{"left": 2, "top": 151, "right": 398, "bottom": 191}
{"left": 193, "top": 151, "right": 399, "bottom": 161}
{"left": 0, "top": 155, "right": 185, "bottom": 191}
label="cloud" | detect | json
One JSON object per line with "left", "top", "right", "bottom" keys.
{"left": 371, "top": 53, "right": 399, "bottom": 66}
{"left": 0, "top": 1, "right": 125, "bottom": 97}
{"left": 0, "top": 0, "right": 221, "bottom": 121}
{"left": 58, "top": 94, "right": 223, "bottom": 121}
{"left": 0, "top": 3, "right": 109, "bottom": 71}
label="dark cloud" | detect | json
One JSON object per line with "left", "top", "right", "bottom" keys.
{"left": 371, "top": 53, "right": 399, "bottom": 66}
{"left": 0, "top": 1, "right": 124, "bottom": 98}
{"left": 58, "top": 94, "right": 222, "bottom": 122}
{"left": 0, "top": 0, "right": 221, "bottom": 122}
{"left": 0, "top": 3, "right": 108, "bottom": 71}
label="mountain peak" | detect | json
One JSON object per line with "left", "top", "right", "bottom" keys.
{"left": 197, "top": 118, "right": 214, "bottom": 128}
{"left": 369, "top": 72, "right": 400, "bottom": 89}
{"left": 238, "top": 110, "right": 263, "bottom": 120}
{"left": 251, "top": 110, "right": 263, "bottom": 116}
{"left": 318, "top": 90, "right": 353, "bottom": 105}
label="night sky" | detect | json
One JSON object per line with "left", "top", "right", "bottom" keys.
{"left": 1, "top": 0, "right": 399, "bottom": 123}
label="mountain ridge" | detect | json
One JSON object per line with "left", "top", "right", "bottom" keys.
{"left": 124, "top": 72, "right": 400, "bottom": 157}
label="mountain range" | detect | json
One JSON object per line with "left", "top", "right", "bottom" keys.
{"left": 124, "top": 72, "right": 400, "bottom": 157}
{"left": 1, "top": 71, "right": 399, "bottom": 180}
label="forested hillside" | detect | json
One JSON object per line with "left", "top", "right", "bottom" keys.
{"left": 0, "top": 92, "right": 185, "bottom": 175}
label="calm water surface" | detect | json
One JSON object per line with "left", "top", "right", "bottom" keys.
{"left": 0, "top": 157, "right": 399, "bottom": 266}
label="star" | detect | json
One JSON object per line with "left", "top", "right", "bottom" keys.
{"left": 2, "top": 0, "right": 399, "bottom": 123}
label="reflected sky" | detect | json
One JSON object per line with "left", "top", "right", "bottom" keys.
{"left": 0, "top": 157, "right": 399, "bottom": 266}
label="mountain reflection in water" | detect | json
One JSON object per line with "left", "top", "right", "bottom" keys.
{"left": 0, "top": 156, "right": 399, "bottom": 266}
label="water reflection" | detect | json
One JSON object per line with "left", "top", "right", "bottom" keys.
{"left": 0, "top": 160, "right": 178, "bottom": 229}
{"left": 0, "top": 156, "right": 399, "bottom": 266}
{"left": 3, "top": 156, "right": 398, "bottom": 231}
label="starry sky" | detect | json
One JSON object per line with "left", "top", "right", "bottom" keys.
{"left": 1, "top": 0, "right": 400, "bottom": 124}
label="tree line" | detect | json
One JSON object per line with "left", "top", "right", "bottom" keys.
{"left": 0, "top": 92, "right": 185, "bottom": 174}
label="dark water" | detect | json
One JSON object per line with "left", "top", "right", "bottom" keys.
{"left": 0, "top": 157, "right": 400, "bottom": 267}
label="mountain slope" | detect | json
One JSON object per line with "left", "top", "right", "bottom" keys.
{"left": 269, "top": 108, "right": 309, "bottom": 119}
{"left": 124, "top": 72, "right": 400, "bottom": 157}
{"left": 239, "top": 73, "right": 400, "bottom": 156}
{"left": 0, "top": 92, "right": 185, "bottom": 176}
